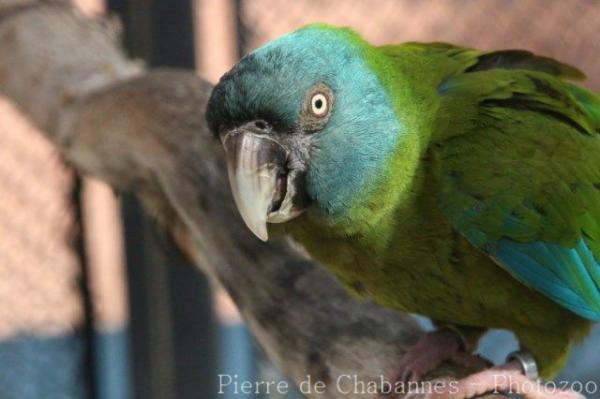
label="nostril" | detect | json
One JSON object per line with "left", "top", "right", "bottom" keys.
{"left": 254, "top": 120, "right": 268, "bottom": 131}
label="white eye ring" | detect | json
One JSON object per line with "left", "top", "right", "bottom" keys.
{"left": 310, "top": 93, "right": 329, "bottom": 117}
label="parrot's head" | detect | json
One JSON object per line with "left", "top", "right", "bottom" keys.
{"left": 206, "top": 24, "right": 406, "bottom": 241}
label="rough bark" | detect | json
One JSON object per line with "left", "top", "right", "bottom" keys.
{"left": 0, "top": 2, "right": 504, "bottom": 398}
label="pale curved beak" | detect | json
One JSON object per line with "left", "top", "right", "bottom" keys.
{"left": 222, "top": 130, "right": 289, "bottom": 241}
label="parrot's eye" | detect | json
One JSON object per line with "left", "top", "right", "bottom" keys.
{"left": 310, "top": 93, "right": 328, "bottom": 117}
{"left": 302, "top": 83, "right": 334, "bottom": 132}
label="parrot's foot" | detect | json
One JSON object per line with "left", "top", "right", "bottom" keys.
{"left": 391, "top": 328, "right": 490, "bottom": 383}
{"left": 426, "top": 361, "right": 585, "bottom": 399}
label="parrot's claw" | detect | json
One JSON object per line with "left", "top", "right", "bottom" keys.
{"left": 389, "top": 328, "right": 489, "bottom": 384}
{"left": 425, "top": 360, "right": 586, "bottom": 399}
{"left": 392, "top": 329, "right": 457, "bottom": 383}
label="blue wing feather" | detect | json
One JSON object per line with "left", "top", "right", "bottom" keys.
{"left": 492, "top": 238, "right": 600, "bottom": 320}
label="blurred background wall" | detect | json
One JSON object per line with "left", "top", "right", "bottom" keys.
{"left": 0, "top": 1, "right": 599, "bottom": 398}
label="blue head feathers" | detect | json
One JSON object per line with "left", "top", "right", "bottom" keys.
{"left": 206, "top": 24, "right": 402, "bottom": 219}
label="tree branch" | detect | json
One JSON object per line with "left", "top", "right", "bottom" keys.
{"left": 0, "top": 2, "right": 504, "bottom": 397}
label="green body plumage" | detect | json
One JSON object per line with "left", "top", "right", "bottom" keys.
{"left": 207, "top": 24, "right": 600, "bottom": 378}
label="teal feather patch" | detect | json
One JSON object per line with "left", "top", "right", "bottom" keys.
{"left": 494, "top": 239, "right": 600, "bottom": 320}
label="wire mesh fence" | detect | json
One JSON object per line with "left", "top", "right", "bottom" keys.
{"left": 0, "top": 98, "right": 88, "bottom": 397}
{"left": 2, "top": 1, "right": 600, "bottom": 398}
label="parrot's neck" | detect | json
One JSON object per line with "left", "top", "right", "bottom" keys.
{"left": 285, "top": 133, "right": 426, "bottom": 253}
{"left": 279, "top": 156, "right": 432, "bottom": 301}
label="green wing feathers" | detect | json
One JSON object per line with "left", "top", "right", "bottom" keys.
{"left": 419, "top": 44, "right": 600, "bottom": 319}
